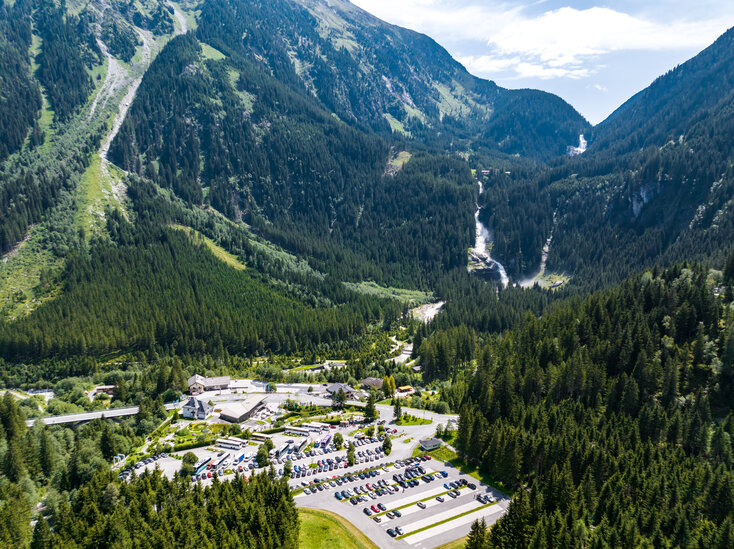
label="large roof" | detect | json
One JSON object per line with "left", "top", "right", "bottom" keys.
{"left": 219, "top": 396, "right": 265, "bottom": 421}
{"left": 187, "top": 374, "right": 231, "bottom": 388}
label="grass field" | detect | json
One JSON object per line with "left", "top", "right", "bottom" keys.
{"left": 200, "top": 41, "right": 226, "bottom": 61}
{"left": 343, "top": 281, "right": 431, "bottom": 305}
{"left": 171, "top": 225, "right": 246, "bottom": 270}
{"left": 298, "top": 508, "right": 378, "bottom": 549}
{"left": 0, "top": 226, "right": 63, "bottom": 320}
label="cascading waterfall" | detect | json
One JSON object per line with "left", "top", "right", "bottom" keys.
{"left": 468, "top": 181, "right": 509, "bottom": 288}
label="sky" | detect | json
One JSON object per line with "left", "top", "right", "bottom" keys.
{"left": 349, "top": 0, "right": 734, "bottom": 124}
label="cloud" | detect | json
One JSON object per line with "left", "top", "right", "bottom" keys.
{"left": 351, "top": 1, "right": 733, "bottom": 80}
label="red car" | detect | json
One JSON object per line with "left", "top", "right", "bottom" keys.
{"left": 424, "top": 455, "right": 432, "bottom": 460}
{"left": 371, "top": 505, "right": 379, "bottom": 513}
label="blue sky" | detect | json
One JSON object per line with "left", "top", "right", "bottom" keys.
{"left": 350, "top": 0, "right": 734, "bottom": 124}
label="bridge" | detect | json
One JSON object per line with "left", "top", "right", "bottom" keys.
{"left": 25, "top": 402, "right": 179, "bottom": 427}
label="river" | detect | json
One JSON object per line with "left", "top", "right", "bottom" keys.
{"left": 468, "top": 181, "right": 509, "bottom": 288}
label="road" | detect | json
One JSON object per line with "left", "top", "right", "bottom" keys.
{"left": 26, "top": 403, "right": 178, "bottom": 427}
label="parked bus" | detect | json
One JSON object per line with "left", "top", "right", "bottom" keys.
{"left": 320, "top": 434, "right": 332, "bottom": 448}
{"left": 195, "top": 457, "right": 212, "bottom": 475}
{"left": 276, "top": 443, "right": 291, "bottom": 459}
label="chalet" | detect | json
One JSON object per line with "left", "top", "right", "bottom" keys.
{"left": 361, "top": 377, "right": 383, "bottom": 390}
{"left": 188, "top": 374, "right": 231, "bottom": 394}
{"left": 182, "top": 397, "right": 213, "bottom": 420}
{"left": 325, "top": 383, "right": 354, "bottom": 398}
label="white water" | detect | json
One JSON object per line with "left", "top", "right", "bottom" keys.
{"left": 568, "top": 134, "right": 587, "bottom": 156}
{"left": 469, "top": 181, "right": 509, "bottom": 288}
{"left": 519, "top": 211, "right": 557, "bottom": 288}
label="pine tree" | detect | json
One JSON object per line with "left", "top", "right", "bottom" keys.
{"left": 466, "top": 518, "right": 488, "bottom": 549}
{"left": 393, "top": 397, "right": 402, "bottom": 421}
{"left": 30, "top": 518, "right": 52, "bottom": 549}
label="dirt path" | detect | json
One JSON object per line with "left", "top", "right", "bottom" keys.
{"left": 169, "top": 2, "right": 188, "bottom": 35}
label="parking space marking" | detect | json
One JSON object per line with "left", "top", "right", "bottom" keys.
{"left": 394, "top": 497, "right": 440, "bottom": 517}
{"left": 380, "top": 486, "right": 446, "bottom": 510}
{"left": 401, "top": 500, "right": 482, "bottom": 534}
{"left": 403, "top": 504, "right": 504, "bottom": 545}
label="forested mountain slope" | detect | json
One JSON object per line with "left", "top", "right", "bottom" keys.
{"left": 110, "top": 31, "right": 478, "bottom": 288}
{"left": 591, "top": 25, "right": 734, "bottom": 155}
{"left": 436, "top": 260, "right": 734, "bottom": 548}
{"left": 480, "top": 25, "right": 734, "bottom": 290}
{"left": 195, "top": 0, "right": 589, "bottom": 159}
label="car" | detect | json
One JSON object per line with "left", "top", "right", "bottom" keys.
{"left": 335, "top": 493, "right": 343, "bottom": 500}
{"left": 468, "top": 483, "right": 476, "bottom": 490}
{"left": 377, "top": 503, "right": 386, "bottom": 511}
{"left": 393, "top": 509, "right": 402, "bottom": 518}
{"left": 417, "top": 502, "right": 426, "bottom": 509}
{"left": 373, "top": 516, "right": 382, "bottom": 523}
{"left": 477, "top": 495, "right": 486, "bottom": 504}
{"left": 448, "top": 490, "right": 458, "bottom": 498}
{"left": 386, "top": 512, "right": 395, "bottom": 519}
{"left": 371, "top": 504, "right": 379, "bottom": 513}
{"left": 436, "top": 496, "right": 444, "bottom": 502}
{"left": 387, "top": 529, "right": 396, "bottom": 537}
{"left": 350, "top": 498, "right": 359, "bottom": 505}
{"left": 363, "top": 508, "right": 372, "bottom": 516}
{"left": 395, "top": 526, "right": 404, "bottom": 535}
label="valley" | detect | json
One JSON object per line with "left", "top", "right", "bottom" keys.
{"left": 0, "top": 1, "right": 732, "bottom": 549}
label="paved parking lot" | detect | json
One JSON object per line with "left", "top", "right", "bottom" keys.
{"left": 295, "top": 456, "right": 509, "bottom": 549}
{"left": 121, "top": 393, "right": 499, "bottom": 547}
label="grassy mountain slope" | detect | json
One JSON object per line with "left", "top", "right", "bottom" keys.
{"left": 196, "top": 0, "right": 590, "bottom": 159}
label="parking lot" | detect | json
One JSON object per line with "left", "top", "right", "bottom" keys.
{"left": 295, "top": 455, "right": 509, "bottom": 549}
{"left": 117, "top": 392, "right": 503, "bottom": 547}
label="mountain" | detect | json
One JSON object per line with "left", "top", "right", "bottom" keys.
{"left": 480, "top": 25, "right": 734, "bottom": 289}
{"left": 196, "top": 0, "right": 590, "bottom": 159}
{"left": 591, "top": 26, "right": 734, "bottom": 155}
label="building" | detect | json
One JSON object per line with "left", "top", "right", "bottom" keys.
{"left": 361, "top": 377, "right": 384, "bottom": 390}
{"left": 419, "top": 438, "right": 442, "bottom": 451}
{"left": 218, "top": 396, "right": 266, "bottom": 423}
{"left": 182, "top": 397, "right": 213, "bottom": 420}
{"left": 325, "top": 383, "right": 353, "bottom": 398}
{"left": 89, "top": 385, "right": 116, "bottom": 398}
{"left": 396, "top": 385, "right": 415, "bottom": 397}
{"left": 188, "top": 374, "right": 231, "bottom": 394}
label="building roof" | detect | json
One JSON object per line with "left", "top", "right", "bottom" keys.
{"left": 362, "top": 377, "right": 383, "bottom": 389}
{"left": 218, "top": 396, "right": 265, "bottom": 422}
{"left": 326, "top": 383, "right": 353, "bottom": 394}
{"left": 187, "top": 374, "right": 231, "bottom": 389}
{"left": 419, "top": 437, "right": 441, "bottom": 449}
{"left": 183, "top": 397, "right": 212, "bottom": 415}
{"left": 397, "top": 385, "right": 413, "bottom": 392}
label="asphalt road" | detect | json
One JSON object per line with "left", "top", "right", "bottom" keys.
{"left": 26, "top": 402, "right": 178, "bottom": 427}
